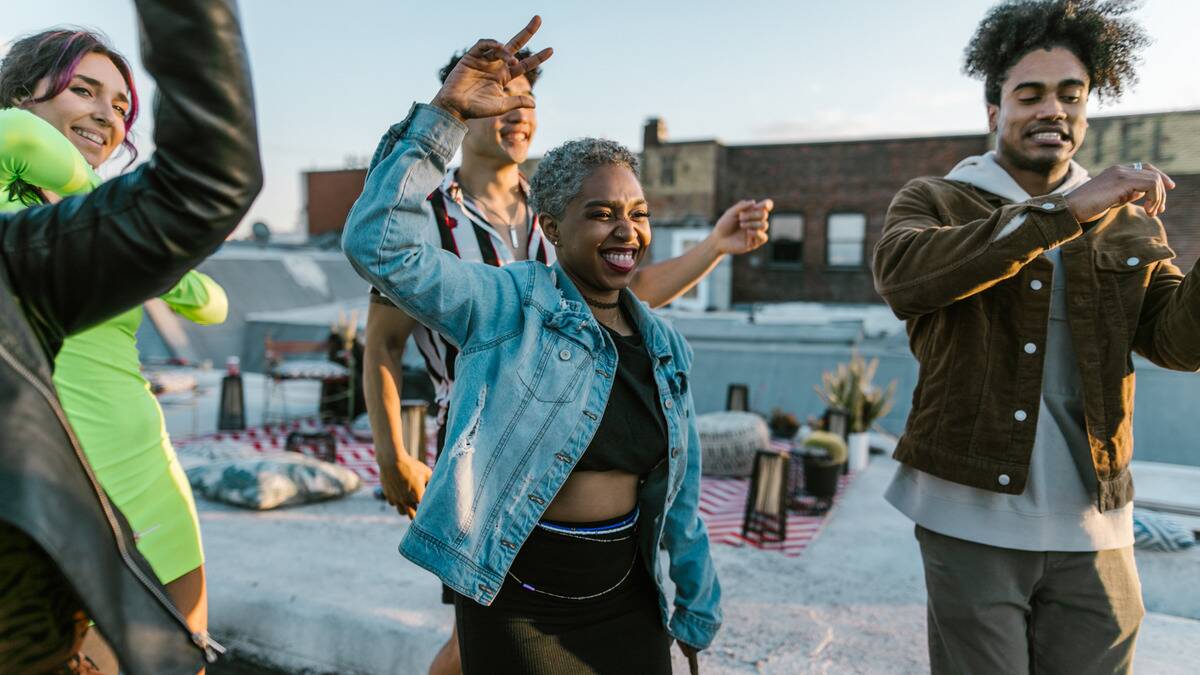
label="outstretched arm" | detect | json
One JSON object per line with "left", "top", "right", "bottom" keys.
{"left": 159, "top": 270, "right": 228, "bottom": 325}
{"left": 630, "top": 199, "right": 771, "bottom": 307}
{"left": 0, "top": 0, "right": 262, "bottom": 356}
{"left": 342, "top": 17, "right": 553, "bottom": 348}
{"left": 0, "top": 109, "right": 101, "bottom": 202}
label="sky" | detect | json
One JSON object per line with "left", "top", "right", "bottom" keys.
{"left": 6, "top": 0, "right": 1199, "bottom": 237}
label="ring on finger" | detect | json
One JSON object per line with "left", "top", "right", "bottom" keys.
{"left": 1133, "top": 161, "right": 1143, "bottom": 172}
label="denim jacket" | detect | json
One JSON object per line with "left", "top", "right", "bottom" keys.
{"left": 342, "top": 103, "right": 721, "bottom": 649}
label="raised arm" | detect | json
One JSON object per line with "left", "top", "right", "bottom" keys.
{"left": 631, "top": 199, "right": 772, "bottom": 307}
{"left": 0, "top": 108, "right": 101, "bottom": 202}
{"left": 872, "top": 178, "right": 1082, "bottom": 320}
{"left": 159, "top": 270, "right": 228, "bottom": 325}
{"left": 0, "top": 0, "right": 262, "bottom": 354}
{"left": 875, "top": 164, "right": 1179, "bottom": 321}
{"left": 342, "top": 19, "right": 552, "bottom": 348}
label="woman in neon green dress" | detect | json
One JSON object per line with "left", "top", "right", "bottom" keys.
{"left": 1, "top": 30, "right": 222, "bottom": 661}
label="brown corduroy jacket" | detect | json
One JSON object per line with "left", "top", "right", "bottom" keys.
{"left": 873, "top": 177, "right": 1200, "bottom": 511}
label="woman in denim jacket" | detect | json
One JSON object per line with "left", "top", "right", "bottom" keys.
{"left": 344, "top": 18, "right": 769, "bottom": 674}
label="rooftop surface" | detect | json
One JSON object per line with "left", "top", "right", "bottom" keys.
{"left": 159, "top": 369, "right": 1200, "bottom": 673}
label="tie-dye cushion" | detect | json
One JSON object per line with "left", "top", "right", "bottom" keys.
{"left": 1133, "top": 509, "right": 1197, "bottom": 552}
{"left": 187, "top": 452, "right": 360, "bottom": 510}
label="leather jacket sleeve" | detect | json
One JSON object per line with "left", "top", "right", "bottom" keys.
{"left": 0, "top": 0, "right": 262, "bottom": 357}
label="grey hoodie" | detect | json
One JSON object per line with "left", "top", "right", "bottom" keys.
{"left": 884, "top": 152, "right": 1133, "bottom": 552}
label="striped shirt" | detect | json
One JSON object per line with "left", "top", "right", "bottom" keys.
{"left": 369, "top": 169, "right": 555, "bottom": 435}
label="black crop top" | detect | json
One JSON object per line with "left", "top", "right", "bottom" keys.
{"left": 573, "top": 325, "right": 668, "bottom": 475}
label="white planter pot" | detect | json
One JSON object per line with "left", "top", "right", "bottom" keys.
{"left": 847, "top": 432, "right": 871, "bottom": 473}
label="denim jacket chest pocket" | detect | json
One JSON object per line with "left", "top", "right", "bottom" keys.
{"left": 514, "top": 310, "right": 598, "bottom": 404}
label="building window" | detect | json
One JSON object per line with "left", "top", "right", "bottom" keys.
{"left": 826, "top": 212, "right": 866, "bottom": 267}
{"left": 670, "top": 229, "right": 712, "bottom": 311}
{"left": 769, "top": 213, "right": 804, "bottom": 264}
{"left": 660, "top": 155, "right": 676, "bottom": 187}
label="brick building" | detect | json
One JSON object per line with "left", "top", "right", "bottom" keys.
{"left": 303, "top": 159, "right": 541, "bottom": 240}
{"left": 641, "top": 109, "right": 1200, "bottom": 305}
{"left": 302, "top": 110, "right": 1200, "bottom": 306}
{"left": 304, "top": 168, "right": 368, "bottom": 239}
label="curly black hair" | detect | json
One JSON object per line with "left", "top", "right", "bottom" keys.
{"left": 438, "top": 47, "right": 542, "bottom": 88}
{"left": 964, "top": 0, "right": 1150, "bottom": 105}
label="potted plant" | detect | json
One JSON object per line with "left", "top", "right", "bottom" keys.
{"left": 801, "top": 430, "right": 847, "bottom": 499}
{"left": 814, "top": 352, "right": 896, "bottom": 472}
{"left": 768, "top": 408, "right": 801, "bottom": 440}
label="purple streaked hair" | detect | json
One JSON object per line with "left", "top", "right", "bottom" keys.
{"left": 0, "top": 28, "right": 138, "bottom": 206}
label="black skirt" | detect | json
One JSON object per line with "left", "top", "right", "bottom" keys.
{"left": 454, "top": 509, "right": 672, "bottom": 674}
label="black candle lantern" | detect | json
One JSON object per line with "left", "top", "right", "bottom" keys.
{"left": 742, "top": 449, "right": 790, "bottom": 544}
{"left": 823, "top": 406, "right": 850, "bottom": 440}
{"left": 217, "top": 356, "right": 246, "bottom": 431}
{"left": 726, "top": 383, "right": 750, "bottom": 412}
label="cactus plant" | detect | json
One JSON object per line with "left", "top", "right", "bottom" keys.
{"left": 814, "top": 352, "right": 897, "bottom": 434}
{"left": 803, "top": 430, "right": 848, "bottom": 465}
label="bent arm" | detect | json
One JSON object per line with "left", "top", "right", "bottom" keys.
{"left": 630, "top": 236, "right": 723, "bottom": 308}
{"left": 0, "top": 109, "right": 101, "bottom": 199}
{"left": 159, "top": 270, "right": 228, "bottom": 325}
{"left": 342, "top": 103, "right": 519, "bottom": 348}
{"left": 0, "top": 0, "right": 262, "bottom": 355}
{"left": 663, "top": 401, "right": 722, "bottom": 650}
{"left": 873, "top": 179, "right": 1082, "bottom": 320}
{"left": 1134, "top": 258, "right": 1200, "bottom": 371}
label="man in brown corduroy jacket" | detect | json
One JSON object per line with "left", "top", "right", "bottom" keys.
{"left": 872, "top": 2, "right": 1199, "bottom": 673}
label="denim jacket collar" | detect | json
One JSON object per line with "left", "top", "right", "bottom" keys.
{"left": 547, "top": 261, "right": 674, "bottom": 366}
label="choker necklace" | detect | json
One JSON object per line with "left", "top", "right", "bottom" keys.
{"left": 583, "top": 295, "right": 620, "bottom": 310}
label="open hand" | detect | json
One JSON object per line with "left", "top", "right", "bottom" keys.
{"left": 710, "top": 199, "right": 773, "bottom": 255}
{"left": 1065, "top": 162, "right": 1176, "bottom": 222}
{"left": 430, "top": 16, "right": 554, "bottom": 123}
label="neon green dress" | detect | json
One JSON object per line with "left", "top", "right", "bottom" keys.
{"left": 1, "top": 108, "right": 226, "bottom": 584}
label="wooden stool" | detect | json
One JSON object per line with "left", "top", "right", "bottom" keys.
{"left": 285, "top": 428, "right": 337, "bottom": 464}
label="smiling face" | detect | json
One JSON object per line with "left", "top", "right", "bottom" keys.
{"left": 989, "top": 46, "right": 1090, "bottom": 175}
{"left": 24, "top": 52, "right": 130, "bottom": 168}
{"left": 542, "top": 164, "right": 651, "bottom": 298}
{"left": 461, "top": 75, "right": 536, "bottom": 166}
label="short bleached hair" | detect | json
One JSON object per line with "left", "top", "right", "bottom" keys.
{"left": 529, "top": 138, "right": 640, "bottom": 220}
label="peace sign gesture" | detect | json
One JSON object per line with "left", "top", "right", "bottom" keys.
{"left": 430, "top": 16, "right": 554, "bottom": 123}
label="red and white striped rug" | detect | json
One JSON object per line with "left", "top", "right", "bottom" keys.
{"left": 179, "top": 421, "right": 850, "bottom": 557}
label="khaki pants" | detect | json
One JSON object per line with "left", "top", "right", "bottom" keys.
{"left": 916, "top": 525, "right": 1144, "bottom": 675}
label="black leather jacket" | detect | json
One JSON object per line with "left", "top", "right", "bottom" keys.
{"left": 0, "top": 0, "right": 261, "bottom": 672}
